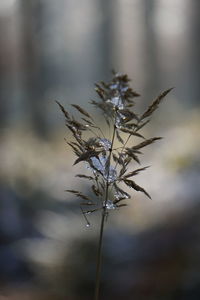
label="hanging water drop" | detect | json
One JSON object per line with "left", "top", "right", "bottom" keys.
{"left": 104, "top": 200, "right": 116, "bottom": 210}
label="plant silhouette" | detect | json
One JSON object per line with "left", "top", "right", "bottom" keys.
{"left": 57, "top": 71, "right": 172, "bottom": 300}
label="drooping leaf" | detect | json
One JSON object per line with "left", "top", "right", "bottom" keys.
{"left": 123, "top": 179, "right": 151, "bottom": 199}
{"left": 116, "top": 130, "right": 124, "bottom": 144}
{"left": 113, "top": 183, "right": 131, "bottom": 201}
{"left": 92, "top": 184, "right": 102, "bottom": 196}
{"left": 119, "top": 165, "right": 127, "bottom": 177}
{"left": 67, "top": 142, "right": 81, "bottom": 157}
{"left": 112, "top": 153, "right": 120, "bottom": 164}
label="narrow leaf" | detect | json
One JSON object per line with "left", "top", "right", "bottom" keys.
{"left": 116, "top": 204, "right": 128, "bottom": 208}
{"left": 123, "top": 180, "right": 151, "bottom": 199}
{"left": 141, "top": 88, "right": 173, "bottom": 120}
{"left": 120, "top": 128, "right": 145, "bottom": 139}
{"left": 136, "top": 119, "right": 150, "bottom": 132}
{"left": 122, "top": 166, "right": 150, "bottom": 179}
{"left": 75, "top": 174, "right": 94, "bottom": 180}
{"left": 73, "top": 150, "right": 99, "bottom": 165}
{"left": 65, "top": 189, "right": 80, "bottom": 194}
{"left": 71, "top": 104, "right": 93, "bottom": 119}
{"left": 92, "top": 184, "right": 102, "bottom": 196}
{"left": 80, "top": 202, "right": 95, "bottom": 206}
{"left": 66, "top": 190, "right": 91, "bottom": 201}
{"left": 81, "top": 117, "right": 94, "bottom": 126}
{"left": 56, "top": 101, "right": 70, "bottom": 119}
{"left": 131, "top": 137, "right": 162, "bottom": 150}
{"left": 116, "top": 130, "right": 124, "bottom": 144}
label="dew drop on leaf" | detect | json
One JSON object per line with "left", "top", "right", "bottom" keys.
{"left": 104, "top": 200, "right": 116, "bottom": 210}
{"left": 99, "top": 138, "right": 111, "bottom": 151}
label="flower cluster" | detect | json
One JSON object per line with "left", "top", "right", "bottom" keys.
{"left": 57, "top": 72, "right": 172, "bottom": 226}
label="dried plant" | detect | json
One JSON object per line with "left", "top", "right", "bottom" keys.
{"left": 57, "top": 71, "right": 172, "bottom": 300}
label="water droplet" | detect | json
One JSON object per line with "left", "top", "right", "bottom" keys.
{"left": 114, "top": 190, "right": 130, "bottom": 201}
{"left": 85, "top": 211, "right": 91, "bottom": 215}
{"left": 104, "top": 200, "right": 116, "bottom": 210}
{"left": 110, "top": 83, "right": 118, "bottom": 90}
{"left": 106, "top": 96, "right": 124, "bottom": 110}
{"left": 90, "top": 156, "right": 105, "bottom": 173}
{"left": 121, "top": 86, "right": 128, "bottom": 92}
{"left": 105, "top": 166, "right": 117, "bottom": 183}
{"left": 99, "top": 138, "right": 111, "bottom": 151}
{"left": 89, "top": 154, "right": 117, "bottom": 183}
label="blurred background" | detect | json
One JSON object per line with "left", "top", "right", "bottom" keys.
{"left": 0, "top": 0, "right": 200, "bottom": 299}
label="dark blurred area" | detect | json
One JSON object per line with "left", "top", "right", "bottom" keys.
{"left": 0, "top": 0, "right": 200, "bottom": 299}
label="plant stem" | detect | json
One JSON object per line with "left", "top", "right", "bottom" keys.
{"left": 94, "top": 125, "right": 116, "bottom": 300}
{"left": 94, "top": 203, "right": 107, "bottom": 300}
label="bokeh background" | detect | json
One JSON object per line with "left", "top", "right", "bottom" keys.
{"left": 0, "top": 0, "right": 200, "bottom": 299}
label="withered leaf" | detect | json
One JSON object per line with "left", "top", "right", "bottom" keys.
{"left": 123, "top": 179, "right": 151, "bottom": 199}
{"left": 131, "top": 137, "right": 162, "bottom": 150}
{"left": 75, "top": 174, "right": 94, "bottom": 180}
{"left": 73, "top": 150, "right": 99, "bottom": 165}
{"left": 65, "top": 189, "right": 80, "bottom": 194}
{"left": 119, "top": 109, "right": 139, "bottom": 121}
{"left": 95, "top": 84, "right": 106, "bottom": 99}
{"left": 92, "top": 184, "right": 102, "bottom": 196}
{"left": 112, "top": 153, "right": 119, "bottom": 164}
{"left": 116, "top": 130, "right": 124, "bottom": 144}
{"left": 67, "top": 142, "right": 81, "bottom": 157}
{"left": 81, "top": 117, "right": 94, "bottom": 126}
{"left": 69, "top": 119, "right": 88, "bottom": 131}
{"left": 119, "top": 165, "right": 127, "bottom": 177}
{"left": 80, "top": 201, "right": 95, "bottom": 206}
{"left": 141, "top": 88, "right": 173, "bottom": 120}
{"left": 113, "top": 183, "right": 131, "bottom": 200}
{"left": 116, "top": 204, "right": 128, "bottom": 208}
{"left": 84, "top": 208, "right": 99, "bottom": 214}
{"left": 120, "top": 128, "right": 145, "bottom": 139}
{"left": 125, "top": 149, "right": 141, "bottom": 164}
{"left": 71, "top": 104, "right": 92, "bottom": 119}
{"left": 136, "top": 119, "right": 150, "bottom": 132}
{"left": 122, "top": 166, "right": 150, "bottom": 179}
{"left": 66, "top": 190, "right": 91, "bottom": 201}
{"left": 56, "top": 101, "right": 70, "bottom": 119}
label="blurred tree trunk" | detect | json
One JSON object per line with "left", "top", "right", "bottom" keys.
{"left": 19, "top": 0, "right": 51, "bottom": 137}
{"left": 188, "top": 0, "right": 200, "bottom": 105}
{"left": 142, "top": 0, "right": 161, "bottom": 98}
{"left": 97, "top": 0, "right": 113, "bottom": 81}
